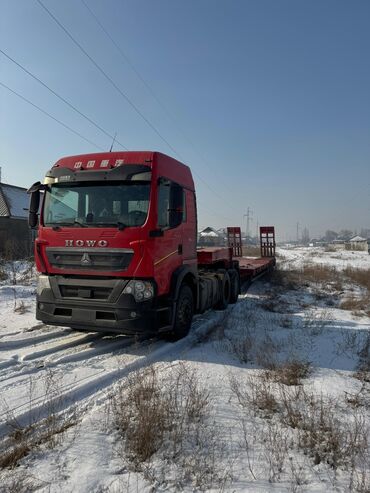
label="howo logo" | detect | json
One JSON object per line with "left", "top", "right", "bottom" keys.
{"left": 64, "top": 240, "right": 108, "bottom": 247}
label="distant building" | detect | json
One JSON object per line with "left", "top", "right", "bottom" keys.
{"left": 198, "top": 227, "right": 223, "bottom": 246}
{"left": 347, "top": 235, "right": 368, "bottom": 252}
{"left": 0, "top": 182, "right": 32, "bottom": 258}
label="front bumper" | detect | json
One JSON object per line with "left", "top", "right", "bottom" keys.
{"left": 36, "top": 276, "right": 171, "bottom": 334}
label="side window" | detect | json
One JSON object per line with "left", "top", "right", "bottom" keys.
{"left": 157, "top": 178, "right": 185, "bottom": 229}
{"left": 169, "top": 183, "right": 183, "bottom": 229}
{"left": 182, "top": 190, "right": 186, "bottom": 222}
{"left": 158, "top": 179, "right": 171, "bottom": 228}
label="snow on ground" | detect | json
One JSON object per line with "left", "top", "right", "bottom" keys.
{"left": 0, "top": 249, "right": 369, "bottom": 492}
{"left": 278, "top": 245, "right": 370, "bottom": 271}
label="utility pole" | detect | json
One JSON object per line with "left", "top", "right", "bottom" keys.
{"left": 296, "top": 222, "right": 300, "bottom": 244}
{"left": 243, "top": 207, "right": 253, "bottom": 242}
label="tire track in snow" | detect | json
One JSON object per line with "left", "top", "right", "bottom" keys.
{"left": 0, "top": 334, "right": 160, "bottom": 403}
{"left": 0, "top": 309, "right": 227, "bottom": 439}
{"left": 19, "top": 333, "right": 101, "bottom": 362}
{"left": 47, "top": 335, "right": 141, "bottom": 365}
{"left": 0, "top": 331, "right": 99, "bottom": 380}
{"left": 0, "top": 328, "right": 73, "bottom": 351}
{"left": 0, "top": 333, "right": 140, "bottom": 386}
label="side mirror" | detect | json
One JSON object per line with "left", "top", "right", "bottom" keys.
{"left": 28, "top": 191, "right": 40, "bottom": 228}
{"left": 27, "top": 181, "right": 49, "bottom": 229}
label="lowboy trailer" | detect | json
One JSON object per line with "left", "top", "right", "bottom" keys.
{"left": 28, "top": 151, "right": 275, "bottom": 339}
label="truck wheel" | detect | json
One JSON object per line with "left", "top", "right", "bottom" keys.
{"left": 172, "top": 284, "right": 194, "bottom": 340}
{"left": 215, "top": 270, "right": 231, "bottom": 310}
{"left": 228, "top": 269, "right": 240, "bottom": 304}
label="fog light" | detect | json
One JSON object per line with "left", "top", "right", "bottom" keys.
{"left": 130, "top": 311, "right": 136, "bottom": 318}
{"left": 39, "top": 303, "right": 44, "bottom": 310}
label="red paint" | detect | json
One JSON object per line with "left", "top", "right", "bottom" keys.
{"left": 35, "top": 150, "right": 275, "bottom": 302}
{"left": 36, "top": 152, "right": 195, "bottom": 296}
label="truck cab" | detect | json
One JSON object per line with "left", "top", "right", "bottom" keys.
{"left": 29, "top": 151, "right": 206, "bottom": 337}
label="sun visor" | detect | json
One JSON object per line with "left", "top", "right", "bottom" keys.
{"left": 45, "top": 164, "right": 152, "bottom": 184}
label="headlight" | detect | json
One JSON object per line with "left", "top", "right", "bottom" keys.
{"left": 123, "top": 280, "right": 154, "bottom": 302}
{"left": 135, "top": 281, "right": 145, "bottom": 292}
{"left": 37, "top": 275, "right": 50, "bottom": 295}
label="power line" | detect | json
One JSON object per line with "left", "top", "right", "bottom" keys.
{"left": 1, "top": 77, "right": 235, "bottom": 226}
{"left": 36, "top": 0, "right": 180, "bottom": 158}
{"left": 0, "top": 49, "right": 128, "bottom": 151}
{"left": 80, "top": 0, "right": 241, "bottom": 206}
{"left": 197, "top": 199, "right": 234, "bottom": 224}
{"left": 35, "top": 0, "right": 244, "bottom": 221}
{"left": 36, "top": 0, "right": 239, "bottom": 212}
{"left": 80, "top": 0, "right": 167, "bottom": 116}
{"left": 0, "top": 81, "right": 104, "bottom": 150}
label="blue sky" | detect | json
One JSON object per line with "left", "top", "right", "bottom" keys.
{"left": 1, "top": 0, "right": 369, "bottom": 240}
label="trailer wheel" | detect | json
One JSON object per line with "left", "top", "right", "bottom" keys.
{"left": 215, "top": 270, "right": 231, "bottom": 310}
{"left": 228, "top": 269, "right": 240, "bottom": 304}
{"left": 172, "top": 284, "right": 194, "bottom": 340}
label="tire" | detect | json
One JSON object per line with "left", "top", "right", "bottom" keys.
{"left": 172, "top": 284, "right": 194, "bottom": 340}
{"left": 228, "top": 269, "right": 240, "bottom": 304}
{"left": 215, "top": 269, "right": 231, "bottom": 310}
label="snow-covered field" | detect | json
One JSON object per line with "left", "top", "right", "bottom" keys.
{"left": 0, "top": 247, "right": 369, "bottom": 492}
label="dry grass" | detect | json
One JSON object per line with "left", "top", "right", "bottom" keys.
{"left": 269, "top": 263, "right": 341, "bottom": 293}
{"left": 300, "top": 264, "right": 338, "bottom": 284}
{"left": 324, "top": 245, "right": 338, "bottom": 252}
{"left": 0, "top": 470, "right": 39, "bottom": 493}
{"left": 0, "top": 258, "right": 35, "bottom": 286}
{"left": 230, "top": 372, "right": 369, "bottom": 472}
{"left": 110, "top": 363, "right": 229, "bottom": 490}
{"left": 344, "top": 267, "right": 370, "bottom": 291}
{"left": 0, "top": 268, "right": 7, "bottom": 281}
{"left": 0, "top": 370, "right": 77, "bottom": 470}
{"left": 340, "top": 295, "right": 370, "bottom": 316}
{"left": 112, "top": 366, "right": 169, "bottom": 463}
{"left": 111, "top": 364, "right": 211, "bottom": 463}
{"left": 230, "top": 372, "right": 278, "bottom": 417}
{"left": 13, "top": 300, "right": 30, "bottom": 315}
{"left": 242, "top": 246, "right": 261, "bottom": 257}
{"left": 355, "top": 334, "right": 370, "bottom": 383}
{"left": 268, "top": 359, "right": 312, "bottom": 386}
{"left": 304, "top": 308, "right": 333, "bottom": 335}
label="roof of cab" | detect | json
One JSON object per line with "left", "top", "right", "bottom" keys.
{"left": 52, "top": 151, "right": 194, "bottom": 191}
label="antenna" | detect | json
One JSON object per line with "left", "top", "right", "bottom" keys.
{"left": 109, "top": 132, "right": 117, "bottom": 152}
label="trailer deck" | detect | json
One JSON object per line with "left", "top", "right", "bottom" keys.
{"left": 197, "top": 226, "right": 276, "bottom": 284}
{"left": 237, "top": 255, "right": 275, "bottom": 281}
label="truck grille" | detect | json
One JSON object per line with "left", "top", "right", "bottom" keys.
{"left": 59, "top": 285, "right": 112, "bottom": 299}
{"left": 50, "top": 276, "right": 129, "bottom": 302}
{"left": 46, "top": 247, "right": 134, "bottom": 271}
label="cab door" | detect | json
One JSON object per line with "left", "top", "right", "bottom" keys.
{"left": 153, "top": 178, "right": 183, "bottom": 295}
{"left": 182, "top": 189, "right": 197, "bottom": 265}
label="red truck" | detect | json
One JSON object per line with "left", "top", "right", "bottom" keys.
{"left": 28, "top": 151, "right": 275, "bottom": 339}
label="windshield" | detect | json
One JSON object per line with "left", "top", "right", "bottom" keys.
{"left": 43, "top": 182, "right": 151, "bottom": 227}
